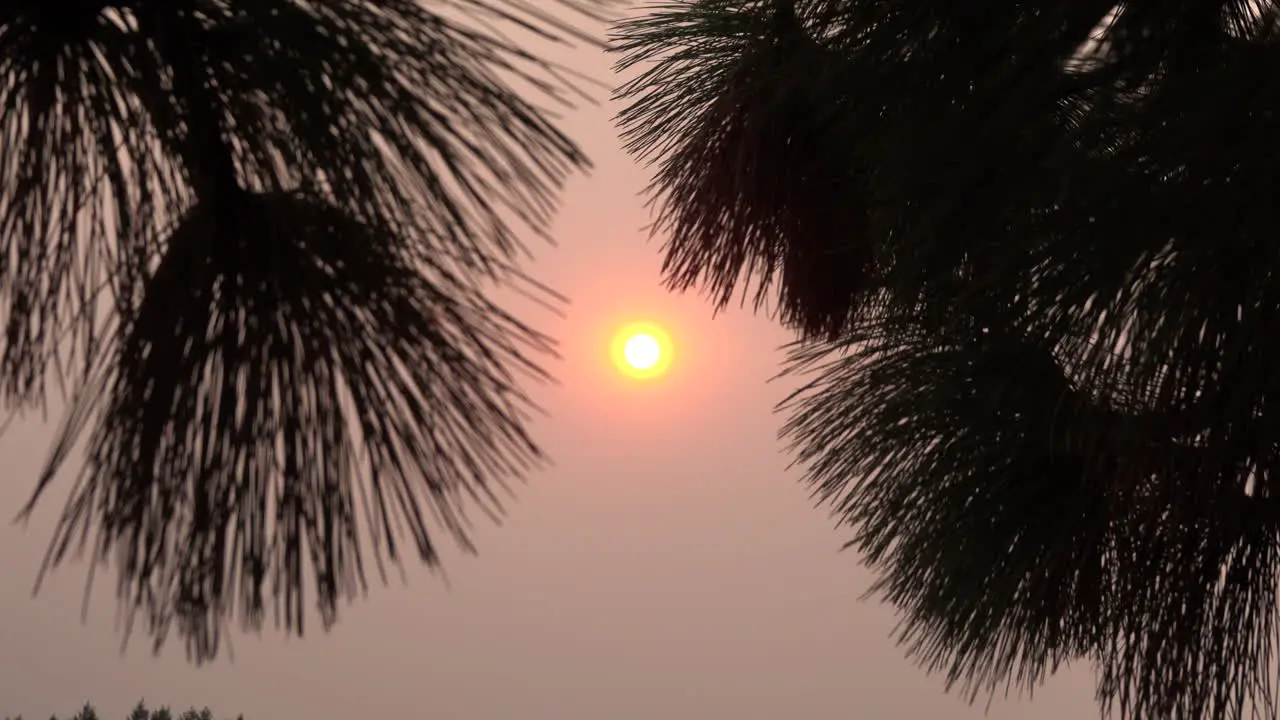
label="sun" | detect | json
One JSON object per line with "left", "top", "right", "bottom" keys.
{"left": 611, "top": 321, "right": 673, "bottom": 380}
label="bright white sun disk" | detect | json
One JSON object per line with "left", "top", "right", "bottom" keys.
{"left": 623, "top": 333, "right": 661, "bottom": 370}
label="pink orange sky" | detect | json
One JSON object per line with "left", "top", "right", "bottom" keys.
{"left": 0, "top": 13, "right": 1100, "bottom": 720}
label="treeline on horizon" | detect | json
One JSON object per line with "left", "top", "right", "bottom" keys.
{"left": 4, "top": 701, "right": 241, "bottom": 720}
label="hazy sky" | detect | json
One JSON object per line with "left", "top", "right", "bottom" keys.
{"left": 0, "top": 19, "right": 1101, "bottom": 720}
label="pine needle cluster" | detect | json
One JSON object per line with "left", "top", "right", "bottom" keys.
{"left": 615, "top": 1, "right": 1280, "bottom": 717}
{"left": 4, "top": 0, "right": 610, "bottom": 662}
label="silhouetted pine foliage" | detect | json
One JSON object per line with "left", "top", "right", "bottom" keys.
{"left": 4, "top": 0, "right": 611, "bottom": 662}
{"left": 614, "top": 0, "right": 876, "bottom": 340}
{"left": 616, "top": 1, "right": 1280, "bottom": 718}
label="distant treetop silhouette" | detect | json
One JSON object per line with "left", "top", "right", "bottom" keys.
{"left": 5, "top": 699, "right": 235, "bottom": 720}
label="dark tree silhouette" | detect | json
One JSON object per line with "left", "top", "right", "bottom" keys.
{"left": 615, "top": 1, "right": 1280, "bottom": 719}
{"left": 3, "top": 0, "right": 611, "bottom": 663}
{"left": 4, "top": 699, "right": 235, "bottom": 720}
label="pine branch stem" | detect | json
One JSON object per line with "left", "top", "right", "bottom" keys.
{"left": 134, "top": 6, "right": 242, "bottom": 206}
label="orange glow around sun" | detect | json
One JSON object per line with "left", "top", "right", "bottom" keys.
{"left": 611, "top": 321, "right": 673, "bottom": 380}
